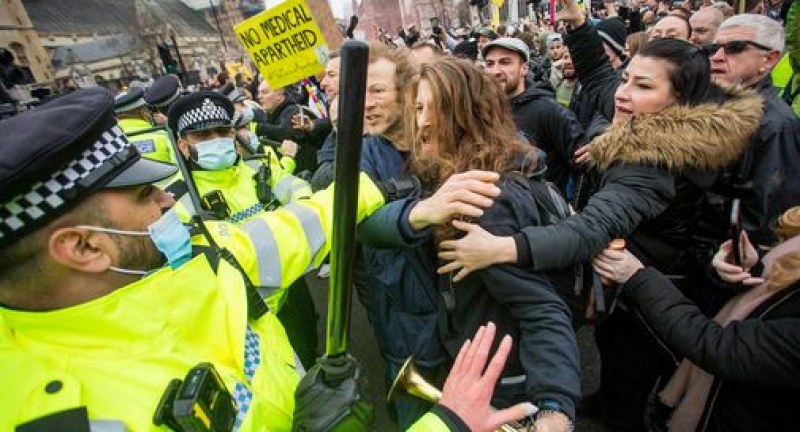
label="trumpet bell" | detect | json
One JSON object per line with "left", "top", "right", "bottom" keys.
{"left": 387, "top": 356, "right": 442, "bottom": 405}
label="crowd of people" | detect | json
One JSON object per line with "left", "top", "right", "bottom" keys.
{"left": 0, "top": 0, "right": 798, "bottom": 430}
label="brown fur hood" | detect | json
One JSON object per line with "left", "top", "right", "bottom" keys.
{"left": 590, "top": 85, "right": 764, "bottom": 172}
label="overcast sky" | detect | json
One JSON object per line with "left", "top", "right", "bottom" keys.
{"left": 179, "top": 0, "right": 347, "bottom": 18}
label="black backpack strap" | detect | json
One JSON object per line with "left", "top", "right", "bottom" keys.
{"left": 507, "top": 172, "right": 567, "bottom": 224}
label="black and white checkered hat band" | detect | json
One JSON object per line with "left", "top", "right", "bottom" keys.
{"left": 0, "top": 125, "right": 130, "bottom": 243}
{"left": 177, "top": 99, "right": 231, "bottom": 136}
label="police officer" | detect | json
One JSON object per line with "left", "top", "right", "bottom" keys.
{"left": 144, "top": 74, "right": 182, "bottom": 126}
{"left": 165, "top": 91, "right": 316, "bottom": 366}
{"left": 0, "top": 87, "right": 530, "bottom": 432}
{"left": 0, "top": 87, "right": 386, "bottom": 431}
{"left": 115, "top": 87, "right": 176, "bottom": 164}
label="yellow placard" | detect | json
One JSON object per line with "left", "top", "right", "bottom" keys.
{"left": 491, "top": 4, "right": 501, "bottom": 27}
{"left": 234, "top": 0, "right": 329, "bottom": 89}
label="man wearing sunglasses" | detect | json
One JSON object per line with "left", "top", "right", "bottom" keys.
{"left": 701, "top": 13, "right": 800, "bottom": 257}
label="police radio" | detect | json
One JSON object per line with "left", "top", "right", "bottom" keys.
{"left": 154, "top": 363, "right": 237, "bottom": 432}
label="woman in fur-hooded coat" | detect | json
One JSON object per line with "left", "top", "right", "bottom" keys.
{"left": 510, "top": 83, "right": 763, "bottom": 279}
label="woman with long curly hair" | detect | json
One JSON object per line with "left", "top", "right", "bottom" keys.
{"left": 594, "top": 205, "right": 800, "bottom": 431}
{"left": 395, "top": 57, "right": 581, "bottom": 431}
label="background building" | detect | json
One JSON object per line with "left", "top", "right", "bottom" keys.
{"left": 1, "top": 0, "right": 231, "bottom": 94}
{"left": 0, "top": 0, "right": 54, "bottom": 84}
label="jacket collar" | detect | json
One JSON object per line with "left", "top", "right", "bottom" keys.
{"left": 590, "top": 85, "right": 764, "bottom": 171}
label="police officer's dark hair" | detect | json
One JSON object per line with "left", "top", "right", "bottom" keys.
{"left": 637, "top": 38, "right": 726, "bottom": 106}
{"left": 0, "top": 194, "right": 105, "bottom": 298}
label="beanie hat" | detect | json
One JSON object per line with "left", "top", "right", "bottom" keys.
{"left": 596, "top": 17, "right": 628, "bottom": 58}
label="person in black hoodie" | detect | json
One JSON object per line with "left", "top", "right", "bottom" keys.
{"left": 482, "top": 38, "right": 587, "bottom": 195}
{"left": 594, "top": 206, "right": 800, "bottom": 432}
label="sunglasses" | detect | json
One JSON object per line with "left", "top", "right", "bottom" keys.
{"left": 705, "top": 40, "right": 773, "bottom": 55}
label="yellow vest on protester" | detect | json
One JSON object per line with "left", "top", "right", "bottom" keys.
{"left": 118, "top": 118, "right": 176, "bottom": 164}
{"left": 0, "top": 174, "right": 386, "bottom": 431}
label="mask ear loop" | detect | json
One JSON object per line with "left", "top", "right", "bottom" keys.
{"left": 75, "top": 226, "right": 150, "bottom": 237}
{"left": 75, "top": 226, "right": 152, "bottom": 276}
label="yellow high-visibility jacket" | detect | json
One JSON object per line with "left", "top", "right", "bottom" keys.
{"left": 119, "top": 118, "right": 176, "bottom": 164}
{"left": 0, "top": 174, "right": 388, "bottom": 431}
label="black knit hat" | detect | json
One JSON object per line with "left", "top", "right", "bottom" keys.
{"left": 596, "top": 17, "right": 628, "bottom": 58}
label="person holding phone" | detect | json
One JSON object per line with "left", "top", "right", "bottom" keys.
{"left": 593, "top": 206, "right": 800, "bottom": 431}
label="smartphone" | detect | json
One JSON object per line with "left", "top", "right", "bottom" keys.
{"left": 729, "top": 198, "right": 743, "bottom": 267}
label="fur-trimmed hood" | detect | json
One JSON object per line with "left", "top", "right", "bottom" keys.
{"left": 590, "top": 86, "right": 764, "bottom": 171}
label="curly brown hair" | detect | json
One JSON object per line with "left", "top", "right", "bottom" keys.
{"left": 768, "top": 206, "right": 800, "bottom": 292}
{"left": 407, "top": 57, "right": 533, "bottom": 242}
{"left": 408, "top": 56, "right": 531, "bottom": 187}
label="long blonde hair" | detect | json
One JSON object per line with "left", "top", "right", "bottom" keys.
{"left": 768, "top": 206, "right": 800, "bottom": 291}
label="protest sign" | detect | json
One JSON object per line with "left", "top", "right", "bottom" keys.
{"left": 234, "top": 0, "right": 333, "bottom": 89}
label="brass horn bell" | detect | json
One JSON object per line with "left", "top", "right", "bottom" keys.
{"left": 387, "top": 356, "right": 523, "bottom": 432}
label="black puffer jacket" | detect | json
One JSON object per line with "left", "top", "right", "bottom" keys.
{"left": 510, "top": 80, "right": 586, "bottom": 194}
{"left": 622, "top": 267, "right": 800, "bottom": 431}
{"left": 514, "top": 86, "right": 764, "bottom": 274}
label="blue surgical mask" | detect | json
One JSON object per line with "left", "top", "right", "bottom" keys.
{"left": 78, "top": 208, "right": 192, "bottom": 276}
{"left": 248, "top": 131, "right": 260, "bottom": 148}
{"left": 195, "top": 137, "right": 237, "bottom": 170}
{"left": 239, "top": 106, "right": 255, "bottom": 125}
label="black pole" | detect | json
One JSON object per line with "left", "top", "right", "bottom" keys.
{"left": 209, "top": 0, "right": 228, "bottom": 51}
{"left": 325, "top": 41, "right": 369, "bottom": 357}
{"left": 169, "top": 31, "right": 188, "bottom": 85}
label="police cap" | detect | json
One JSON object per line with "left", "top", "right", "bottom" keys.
{"left": 0, "top": 88, "right": 177, "bottom": 247}
{"left": 144, "top": 74, "right": 181, "bottom": 109}
{"left": 167, "top": 91, "right": 234, "bottom": 137}
{"left": 113, "top": 87, "right": 147, "bottom": 114}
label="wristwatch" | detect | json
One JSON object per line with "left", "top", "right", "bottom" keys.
{"left": 533, "top": 400, "right": 574, "bottom": 432}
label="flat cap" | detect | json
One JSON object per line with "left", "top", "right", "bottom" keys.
{"left": 482, "top": 37, "right": 531, "bottom": 62}
{"left": 144, "top": 75, "right": 181, "bottom": 109}
{"left": 227, "top": 88, "right": 246, "bottom": 103}
{"left": 114, "top": 87, "right": 146, "bottom": 114}
{"left": 167, "top": 91, "right": 234, "bottom": 137}
{"left": 0, "top": 88, "right": 177, "bottom": 247}
{"left": 478, "top": 27, "right": 499, "bottom": 40}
